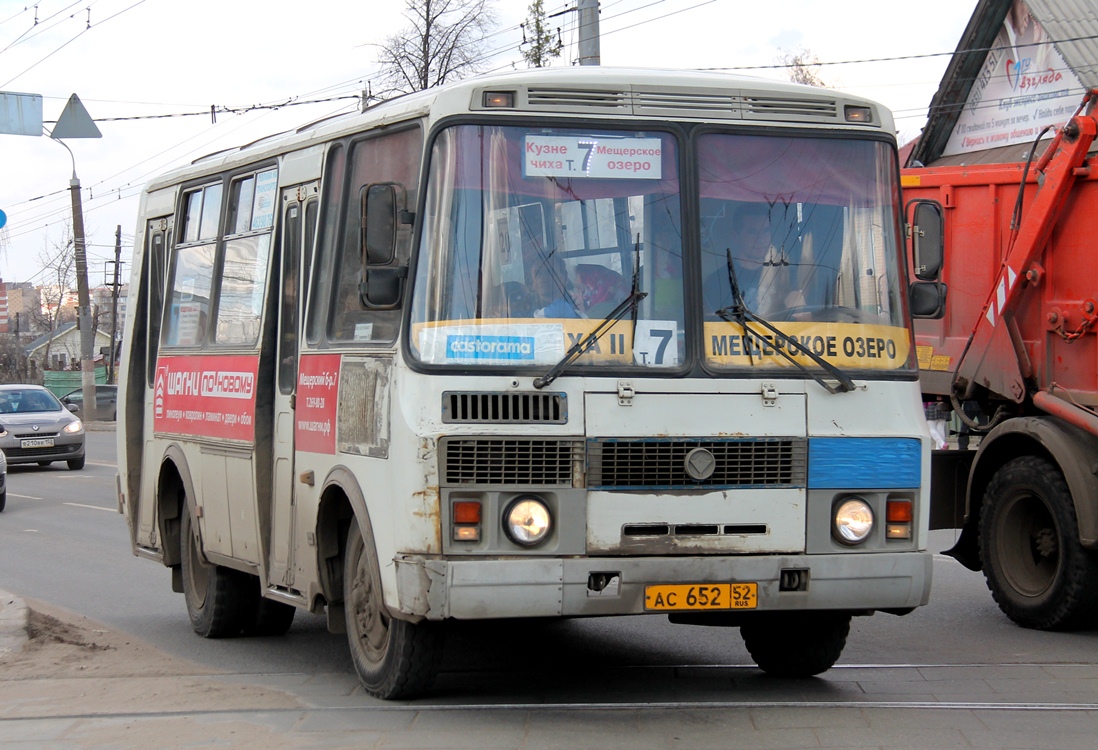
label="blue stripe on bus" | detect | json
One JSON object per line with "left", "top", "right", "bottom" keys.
{"left": 807, "top": 438, "right": 921, "bottom": 489}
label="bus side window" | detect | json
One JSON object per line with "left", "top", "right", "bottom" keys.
{"left": 328, "top": 126, "right": 421, "bottom": 344}
{"left": 307, "top": 144, "right": 345, "bottom": 346}
{"left": 279, "top": 202, "right": 302, "bottom": 392}
{"left": 146, "top": 224, "right": 168, "bottom": 386}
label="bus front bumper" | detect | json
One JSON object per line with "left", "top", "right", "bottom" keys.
{"left": 392, "top": 551, "right": 932, "bottom": 620}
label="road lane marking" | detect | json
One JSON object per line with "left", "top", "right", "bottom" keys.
{"left": 9, "top": 493, "right": 43, "bottom": 500}
{"left": 64, "top": 502, "right": 115, "bottom": 512}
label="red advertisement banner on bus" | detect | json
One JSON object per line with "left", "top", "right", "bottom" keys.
{"left": 153, "top": 355, "right": 259, "bottom": 441}
{"left": 296, "top": 353, "right": 340, "bottom": 454}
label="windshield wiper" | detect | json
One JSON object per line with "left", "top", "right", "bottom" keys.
{"left": 715, "top": 248, "right": 856, "bottom": 394}
{"left": 535, "top": 239, "right": 648, "bottom": 391}
{"left": 533, "top": 290, "right": 648, "bottom": 389}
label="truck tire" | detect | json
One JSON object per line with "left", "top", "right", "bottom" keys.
{"left": 181, "top": 510, "right": 251, "bottom": 638}
{"left": 344, "top": 521, "right": 443, "bottom": 699}
{"left": 980, "top": 456, "right": 1098, "bottom": 630}
{"left": 740, "top": 612, "right": 850, "bottom": 677}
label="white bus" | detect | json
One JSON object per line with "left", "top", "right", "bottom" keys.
{"left": 118, "top": 67, "right": 932, "bottom": 699}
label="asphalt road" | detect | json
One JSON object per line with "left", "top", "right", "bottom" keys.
{"left": 3, "top": 429, "right": 1098, "bottom": 748}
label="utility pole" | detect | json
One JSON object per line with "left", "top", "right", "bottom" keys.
{"left": 108, "top": 225, "right": 121, "bottom": 385}
{"left": 577, "top": 0, "right": 601, "bottom": 66}
{"left": 50, "top": 94, "right": 102, "bottom": 421}
{"left": 68, "top": 167, "right": 97, "bottom": 421}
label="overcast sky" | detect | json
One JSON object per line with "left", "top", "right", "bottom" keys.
{"left": 0, "top": 0, "right": 978, "bottom": 286}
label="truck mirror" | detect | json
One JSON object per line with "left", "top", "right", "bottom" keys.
{"left": 911, "top": 200, "right": 943, "bottom": 281}
{"left": 362, "top": 183, "right": 398, "bottom": 265}
{"left": 909, "top": 281, "right": 947, "bottom": 319}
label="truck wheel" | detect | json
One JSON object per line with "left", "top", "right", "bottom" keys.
{"left": 181, "top": 509, "right": 250, "bottom": 638}
{"left": 344, "top": 520, "right": 443, "bottom": 699}
{"left": 740, "top": 612, "right": 850, "bottom": 677}
{"left": 980, "top": 456, "right": 1098, "bottom": 630}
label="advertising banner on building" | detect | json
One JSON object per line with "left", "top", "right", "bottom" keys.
{"left": 942, "top": 0, "right": 1083, "bottom": 157}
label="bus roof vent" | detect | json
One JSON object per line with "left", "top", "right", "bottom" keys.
{"left": 633, "top": 90, "right": 739, "bottom": 119}
{"left": 525, "top": 87, "right": 630, "bottom": 112}
{"left": 741, "top": 95, "right": 839, "bottom": 123}
{"left": 443, "top": 391, "right": 568, "bottom": 424}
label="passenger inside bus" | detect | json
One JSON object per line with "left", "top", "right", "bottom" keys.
{"left": 574, "top": 264, "right": 628, "bottom": 317}
{"left": 702, "top": 202, "right": 803, "bottom": 318}
{"left": 531, "top": 256, "right": 581, "bottom": 319}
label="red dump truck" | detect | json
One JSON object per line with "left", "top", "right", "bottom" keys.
{"left": 901, "top": 89, "right": 1098, "bottom": 630}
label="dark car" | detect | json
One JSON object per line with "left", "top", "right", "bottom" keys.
{"left": 60, "top": 384, "right": 118, "bottom": 421}
{"left": 0, "top": 385, "right": 86, "bottom": 470}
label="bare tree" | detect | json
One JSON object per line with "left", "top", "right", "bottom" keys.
{"left": 776, "top": 47, "right": 828, "bottom": 88}
{"left": 375, "top": 0, "right": 497, "bottom": 97}
{"left": 521, "top": 0, "right": 563, "bottom": 68}
{"left": 34, "top": 228, "right": 78, "bottom": 371}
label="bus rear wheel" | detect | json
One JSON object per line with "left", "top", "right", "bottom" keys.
{"left": 740, "top": 612, "right": 850, "bottom": 677}
{"left": 344, "top": 521, "right": 443, "bottom": 699}
{"left": 181, "top": 509, "right": 251, "bottom": 638}
{"left": 980, "top": 456, "right": 1098, "bottom": 630}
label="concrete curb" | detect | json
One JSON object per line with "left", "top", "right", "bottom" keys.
{"left": 0, "top": 589, "right": 29, "bottom": 656}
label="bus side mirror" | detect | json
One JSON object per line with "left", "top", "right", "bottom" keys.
{"left": 909, "top": 200, "right": 943, "bottom": 281}
{"left": 360, "top": 182, "right": 409, "bottom": 310}
{"left": 360, "top": 267, "right": 408, "bottom": 309}
{"left": 362, "top": 183, "right": 398, "bottom": 265}
{"left": 909, "top": 281, "right": 947, "bottom": 319}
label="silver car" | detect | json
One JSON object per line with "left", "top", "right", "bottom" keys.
{"left": 0, "top": 385, "right": 86, "bottom": 470}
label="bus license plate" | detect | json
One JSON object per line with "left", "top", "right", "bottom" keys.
{"left": 21, "top": 438, "right": 54, "bottom": 449}
{"left": 644, "top": 583, "right": 758, "bottom": 611}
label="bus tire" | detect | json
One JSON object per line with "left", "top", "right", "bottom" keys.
{"left": 344, "top": 520, "right": 443, "bottom": 699}
{"left": 180, "top": 509, "right": 250, "bottom": 638}
{"left": 243, "top": 598, "right": 297, "bottom": 637}
{"left": 740, "top": 612, "right": 850, "bottom": 677}
{"left": 980, "top": 456, "right": 1098, "bottom": 630}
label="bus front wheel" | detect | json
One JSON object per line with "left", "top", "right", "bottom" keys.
{"left": 980, "top": 456, "right": 1098, "bottom": 630}
{"left": 343, "top": 521, "right": 443, "bottom": 699}
{"left": 740, "top": 612, "right": 850, "bottom": 677}
{"left": 180, "top": 509, "right": 251, "bottom": 638}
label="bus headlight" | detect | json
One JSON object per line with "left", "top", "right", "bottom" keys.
{"left": 833, "top": 497, "right": 874, "bottom": 545}
{"left": 503, "top": 495, "right": 552, "bottom": 547}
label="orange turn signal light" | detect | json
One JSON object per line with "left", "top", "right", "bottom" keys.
{"left": 453, "top": 500, "right": 482, "bottom": 524}
{"left": 886, "top": 499, "right": 913, "bottom": 523}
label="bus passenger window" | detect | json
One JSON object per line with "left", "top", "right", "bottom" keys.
{"left": 214, "top": 236, "right": 271, "bottom": 346}
{"left": 163, "top": 244, "right": 215, "bottom": 347}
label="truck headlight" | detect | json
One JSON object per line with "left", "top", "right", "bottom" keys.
{"left": 833, "top": 497, "right": 874, "bottom": 545}
{"left": 503, "top": 495, "right": 552, "bottom": 547}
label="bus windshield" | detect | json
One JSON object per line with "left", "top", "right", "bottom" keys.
{"left": 697, "top": 133, "right": 911, "bottom": 373}
{"left": 409, "top": 124, "right": 911, "bottom": 374}
{"left": 410, "top": 124, "right": 685, "bottom": 369}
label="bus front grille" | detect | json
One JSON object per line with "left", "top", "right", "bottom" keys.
{"left": 441, "top": 438, "right": 582, "bottom": 486}
{"left": 442, "top": 391, "right": 567, "bottom": 424}
{"left": 586, "top": 437, "right": 807, "bottom": 489}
